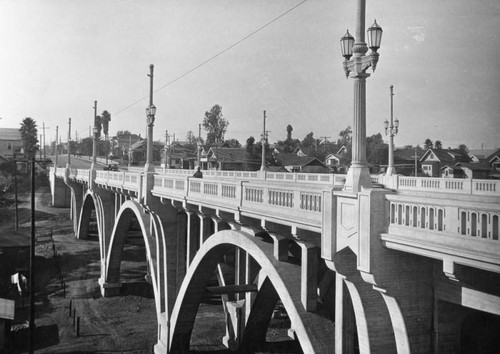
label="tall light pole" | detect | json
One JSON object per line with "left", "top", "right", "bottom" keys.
{"left": 260, "top": 110, "right": 267, "bottom": 172}
{"left": 145, "top": 64, "right": 156, "bottom": 173}
{"left": 55, "top": 126, "right": 59, "bottom": 166}
{"left": 66, "top": 118, "right": 71, "bottom": 168}
{"left": 91, "top": 101, "right": 98, "bottom": 171}
{"left": 384, "top": 85, "right": 399, "bottom": 176}
{"left": 197, "top": 123, "right": 202, "bottom": 169}
{"left": 340, "top": 0, "right": 383, "bottom": 192}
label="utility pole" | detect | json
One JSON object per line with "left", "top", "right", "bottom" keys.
{"left": 28, "top": 157, "right": 35, "bottom": 354}
{"left": 320, "top": 136, "right": 331, "bottom": 153}
{"left": 260, "top": 110, "right": 267, "bottom": 172}
{"left": 41, "top": 122, "right": 50, "bottom": 162}
{"left": 67, "top": 118, "right": 71, "bottom": 167}
{"left": 55, "top": 126, "right": 59, "bottom": 166}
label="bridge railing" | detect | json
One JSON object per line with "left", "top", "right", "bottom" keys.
{"left": 383, "top": 192, "right": 500, "bottom": 272}
{"left": 152, "top": 174, "right": 328, "bottom": 228}
{"left": 160, "top": 168, "right": 347, "bottom": 186}
{"left": 395, "top": 176, "right": 499, "bottom": 195}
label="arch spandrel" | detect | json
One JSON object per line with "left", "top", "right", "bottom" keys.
{"left": 169, "top": 229, "right": 335, "bottom": 354}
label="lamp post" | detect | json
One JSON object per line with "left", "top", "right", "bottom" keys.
{"left": 145, "top": 64, "right": 156, "bottom": 173}
{"left": 197, "top": 123, "right": 202, "bottom": 169}
{"left": 340, "top": 0, "right": 382, "bottom": 192}
{"left": 384, "top": 85, "right": 399, "bottom": 176}
{"left": 91, "top": 101, "right": 98, "bottom": 171}
{"left": 66, "top": 118, "right": 71, "bottom": 168}
{"left": 260, "top": 110, "right": 267, "bottom": 172}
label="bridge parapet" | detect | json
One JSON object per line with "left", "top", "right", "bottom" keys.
{"left": 152, "top": 174, "right": 330, "bottom": 230}
{"left": 392, "top": 175, "right": 499, "bottom": 196}
{"left": 382, "top": 192, "right": 500, "bottom": 275}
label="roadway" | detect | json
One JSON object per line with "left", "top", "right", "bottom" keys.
{"left": 49, "top": 155, "right": 112, "bottom": 170}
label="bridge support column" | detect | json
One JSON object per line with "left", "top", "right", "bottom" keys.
{"left": 154, "top": 312, "right": 170, "bottom": 354}
{"left": 50, "top": 169, "right": 71, "bottom": 207}
{"left": 98, "top": 277, "right": 121, "bottom": 297}
{"left": 65, "top": 180, "right": 85, "bottom": 235}
{"left": 298, "top": 242, "right": 319, "bottom": 312}
{"left": 199, "top": 213, "right": 212, "bottom": 245}
{"left": 185, "top": 211, "right": 199, "bottom": 267}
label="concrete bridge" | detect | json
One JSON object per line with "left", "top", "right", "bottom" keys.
{"left": 49, "top": 165, "right": 500, "bottom": 353}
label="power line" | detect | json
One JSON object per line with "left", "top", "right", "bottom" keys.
{"left": 113, "top": 0, "right": 308, "bottom": 117}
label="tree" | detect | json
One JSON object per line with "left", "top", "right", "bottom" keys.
{"left": 458, "top": 144, "right": 468, "bottom": 153}
{"left": 286, "top": 125, "right": 293, "bottom": 140}
{"left": 19, "top": 117, "right": 38, "bottom": 159}
{"left": 276, "top": 124, "right": 299, "bottom": 153}
{"left": 225, "top": 139, "right": 241, "bottom": 148}
{"left": 301, "top": 132, "right": 316, "bottom": 149}
{"left": 366, "top": 133, "right": 387, "bottom": 166}
{"left": 95, "top": 115, "right": 102, "bottom": 139}
{"left": 78, "top": 137, "right": 93, "bottom": 157}
{"left": 186, "top": 130, "right": 197, "bottom": 147}
{"left": 424, "top": 138, "right": 433, "bottom": 150}
{"left": 101, "top": 111, "right": 111, "bottom": 138}
{"left": 203, "top": 104, "right": 228, "bottom": 145}
{"left": 116, "top": 130, "right": 131, "bottom": 137}
{"left": 434, "top": 140, "right": 442, "bottom": 149}
{"left": 246, "top": 136, "right": 255, "bottom": 155}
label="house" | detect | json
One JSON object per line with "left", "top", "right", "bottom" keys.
{"left": 486, "top": 149, "right": 500, "bottom": 178}
{"left": 468, "top": 148, "right": 497, "bottom": 163}
{"left": 324, "top": 153, "right": 341, "bottom": 169}
{"left": 205, "top": 147, "right": 260, "bottom": 171}
{"left": 386, "top": 147, "right": 426, "bottom": 176}
{"left": 420, "top": 149, "right": 470, "bottom": 177}
{"left": 441, "top": 164, "right": 466, "bottom": 179}
{"left": 455, "top": 162, "right": 491, "bottom": 179}
{"left": 129, "top": 140, "right": 163, "bottom": 165}
{"left": 0, "top": 128, "right": 22, "bottom": 158}
{"left": 276, "top": 153, "right": 327, "bottom": 173}
{"left": 162, "top": 141, "right": 196, "bottom": 169}
{"left": 112, "top": 133, "right": 141, "bottom": 158}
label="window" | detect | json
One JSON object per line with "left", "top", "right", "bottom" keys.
{"left": 8, "top": 143, "right": 11, "bottom": 150}
{"left": 430, "top": 153, "right": 434, "bottom": 159}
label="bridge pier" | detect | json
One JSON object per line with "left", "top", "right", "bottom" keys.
{"left": 50, "top": 168, "right": 71, "bottom": 207}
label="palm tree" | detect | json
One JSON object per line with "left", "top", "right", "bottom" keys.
{"left": 19, "top": 117, "right": 38, "bottom": 159}
{"left": 101, "top": 110, "right": 111, "bottom": 139}
{"left": 101, "top": 110, "right": 111, "bottom": 162}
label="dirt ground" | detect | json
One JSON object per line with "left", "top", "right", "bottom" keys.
{"left": 1, "top": 190, "right": 300, "bottom": 354}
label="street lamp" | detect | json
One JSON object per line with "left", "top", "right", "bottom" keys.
{"left": 340, "top": 1, "right": 382, "bottom": 192}
{"left": 384, "top": 85, "right": 399, "bottom": 176}
{"left": 197, "top": 138, "right": 202, "bottom": 169}
{"left": 91, "top": 101, "right": 98, "bottom": 171}
{"left": 145, "top": 64, "right": 156, "bottom": 173}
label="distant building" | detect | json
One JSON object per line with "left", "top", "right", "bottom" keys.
{"left": 420, "top": 149, "right": 470, "bottom": 177}
{"left": 129, "top": 139, "right": 163, "bottom": 165}
{"left": 205, "top": 147, "right": 259, "bottom": 171}
{"left": 276, "top": 153, "right": 327, "bottom": 173}
{"left": 0, "top": 128, "right": 22, "bottom": 158}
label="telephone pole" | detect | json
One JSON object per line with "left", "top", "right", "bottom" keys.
{"left": 41, "top": 122, "right": 50, "bottom": 161}
{"left": 260, "top": 110, "right": 267, "bottom": 172}
{"left": 55, "top": 126, "right": 59, "bottom": 166}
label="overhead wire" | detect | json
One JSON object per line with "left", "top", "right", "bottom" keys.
{"left": 112, "top": 0, "right": 308, "bottom": 117}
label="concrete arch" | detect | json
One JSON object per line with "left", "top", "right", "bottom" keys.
{"left": 77, "top": 191, "right": 96, "bottom": 240}
{"left": 334, "top": 247, "right": 398, "bottom": 354}
{"left": 104, "top": 200, "right": 163, "bottom": 315}
{"left": 169, "top": 229, "right": 335, "bottom": 353}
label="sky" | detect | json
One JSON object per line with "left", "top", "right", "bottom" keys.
{"left": 0, "top": 0, "right": 499, "bottom": 150}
